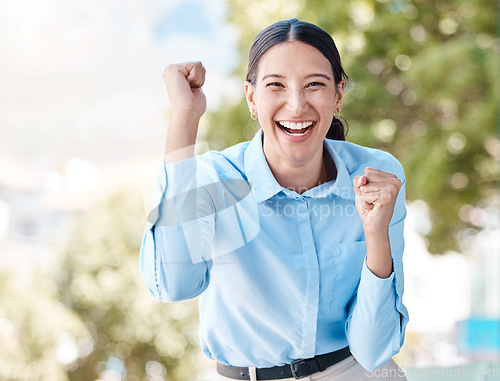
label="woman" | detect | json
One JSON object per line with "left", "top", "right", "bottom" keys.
{"left": 140, "top": 19, "right": 409, "bottom": 380}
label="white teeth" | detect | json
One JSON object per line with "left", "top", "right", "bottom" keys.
{"left": 278, "top": 121, "right": 314, "bottom": 130}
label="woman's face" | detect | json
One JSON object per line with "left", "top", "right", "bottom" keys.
{"left": 245, "top": 40, "right": 344, "bottom": 166}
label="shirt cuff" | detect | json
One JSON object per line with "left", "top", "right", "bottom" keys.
{"left": 357, "top": 258, "right": 397, "bottom": 321}
{"left": 163, "top": 155, "right": 198, "bottom": 199}
{"left": 149, "top": 154, "right": 220, "bottom": 227}
{"left": 360, "top": 257, "right": 394, "bottom": 284}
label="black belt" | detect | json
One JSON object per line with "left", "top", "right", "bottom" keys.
{"left": 216, "top": 346, "right": 351, "bottom": 380}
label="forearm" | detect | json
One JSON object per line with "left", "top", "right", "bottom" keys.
{"left": 144, "top": 223, "right": 212, "bottom": 302}
{"left": 348, "top": 161, "right": 409, "bottom": 369}
{"left": 164, "top": 113, "right": 200, "bottom": 164}
{"left": 141, "top": 154, "right": 216, "bottom": 302}
{"left": 346, "top": 261, "right": 400, "bottom": 370}
{"left": 365, "top": 230, "right": 393, "bottom": 279}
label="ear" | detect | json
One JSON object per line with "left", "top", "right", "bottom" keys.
{"left": 335, "top": 80, "right": 345, "bottom": 111}
{"left": 244, "top": 81, "right": 256, "bottom": 113}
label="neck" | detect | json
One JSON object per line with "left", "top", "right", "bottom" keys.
{"left": 264, "top": 144, "right": 336, "bottom": 194}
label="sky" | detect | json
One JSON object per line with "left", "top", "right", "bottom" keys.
{"left": 0, "top": 0, "right": 240, "bottom": 169}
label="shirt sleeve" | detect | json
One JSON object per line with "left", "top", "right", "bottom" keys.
{"left": 345, "top": 159, "right": 409, "bottom": 370}
{"left": 139, "top": 155, "right": 218, "bottom": 302}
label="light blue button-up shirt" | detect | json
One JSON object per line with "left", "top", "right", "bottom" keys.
{"left": 139, "top": 129, "right": 409, "bottom": 371}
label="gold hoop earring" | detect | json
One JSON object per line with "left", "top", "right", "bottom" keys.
{"left": 250, "top": 111, "right": 257, "bottom": 121}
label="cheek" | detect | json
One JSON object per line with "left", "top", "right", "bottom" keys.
{"left": 310, "top": 101, "right": 333, "bottom": 119}
{"left": 256, "top": 92, "right": 284, "bottom": 114}
{"left": 313, "top": 94, "right": 336, "bottom": 116}
{"left": 307, "top": 87, "right": 334, "bottom": 103}
{"left": 313, "top": 101, "right": 335, "bottom": 130}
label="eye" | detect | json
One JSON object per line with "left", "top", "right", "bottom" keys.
{"left": 266, "top": 82, "right": 284, "bottom": 88}
{"left": 306, "top": 81, "right": 326, "bottom": 88}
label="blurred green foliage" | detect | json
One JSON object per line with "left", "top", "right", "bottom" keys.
{"left": 208, "top": 0, "right": 499, "bottom": 254}
{"left": 55, "top": 191, "right": 201, "bottom": 380}
{"left": 0, "top": 271, "right": 89, "bottom": 380}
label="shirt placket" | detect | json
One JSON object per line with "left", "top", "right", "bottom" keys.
{"left": 294, "top": 195, "right": 320, "bottom": 358}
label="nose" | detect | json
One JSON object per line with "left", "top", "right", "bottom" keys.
{"left": 286, "top": 89, "right": 308, "bottom": 116}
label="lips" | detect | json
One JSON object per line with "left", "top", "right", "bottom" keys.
{"left": 276, "top": 121, "right": 315, "bottom": 136}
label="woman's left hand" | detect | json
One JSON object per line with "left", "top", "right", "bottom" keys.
{"left": 353, "top": 168, "right": 402, "bottom": 237}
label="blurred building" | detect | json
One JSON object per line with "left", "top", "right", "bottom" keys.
{"left": 402, "top": 201, "right": 500, "bottom": 367}
{"left": 458, "top": 218, "right": 500, "bottom": 362}
{"left": 0, "top": 157, "right": 102, "bottom": 288}
{"left": 0, "top": 157, "right": 59, "bottom": 288}
{"left": 0, "top": 155, "right": 159, "bottom": 282}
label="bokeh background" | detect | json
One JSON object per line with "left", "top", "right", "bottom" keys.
{"left": 0, "top": 0, "right": 498, "bottom": 380}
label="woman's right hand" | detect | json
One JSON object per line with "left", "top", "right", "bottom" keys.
{"left": 163, "top": 61, "right": 207, "bottom": 121}
{"left": 162, "top": 62, "right": 207, "bottom": 163}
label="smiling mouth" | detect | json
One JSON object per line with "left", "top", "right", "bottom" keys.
{"left": 276, "top": 121, "right": 315, "bottom": 136}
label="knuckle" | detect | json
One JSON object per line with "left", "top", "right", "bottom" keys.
{"left": 163, "top": 64, "right": 178, "bottom": 77}
{"left": 165, "top": 63, "right": 176, "bottom": 72}
{"left": 388, "top": 184, "right": 398, "bottom": 194}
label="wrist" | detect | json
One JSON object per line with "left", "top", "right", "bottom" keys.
{"left": 164, "top": 115, "right": 200, "bottom": 163}
{"left": 363, "top": 225, "right": 389, "bottom": 239}
{"left": 169, "top": 111, "right": 201, "bottom": 128}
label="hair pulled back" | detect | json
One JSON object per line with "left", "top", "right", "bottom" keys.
{"left": 246, "top": 18, "right": 349, "bottom": 140}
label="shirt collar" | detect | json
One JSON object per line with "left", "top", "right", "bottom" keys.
{"left": 244, "top": 130, "right": 355, "bottom": 203}
{"left": 319, "top": 140, "right": 356, "bottom": 201}
{"left": 244, "top": 129, "right": 282, "bottom": 203}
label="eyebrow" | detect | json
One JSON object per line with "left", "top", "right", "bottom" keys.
{"left": 261, "top": 74, "right": 285, "bottom": 81}
{"left": 260, "top": 73, "right": 332, "bottom": 81}
{"left": 306, "top": 73, "right": 332, "bottom": 81}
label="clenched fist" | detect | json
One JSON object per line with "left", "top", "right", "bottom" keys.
{"left": 353, "top": 167, "right": 402, "bottom": 236}
{"left": 163, "top": 61, "right": 207, "bottom": 121}
{"left": 162, "top": 62, "right": 207, "bottom": 163}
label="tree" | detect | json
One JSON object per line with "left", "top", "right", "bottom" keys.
{"left": 207, "top": 0, "right": 498, "bottom": 254}
{"left": 56, "top": 190, "right": 202, "bottom": 380}
{"left": 0, "top": 270, "right": 90, "bottom": 380}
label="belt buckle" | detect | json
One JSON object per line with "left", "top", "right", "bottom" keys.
{"left": 290, "top": 358, "right": 319, "bottom": 379}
